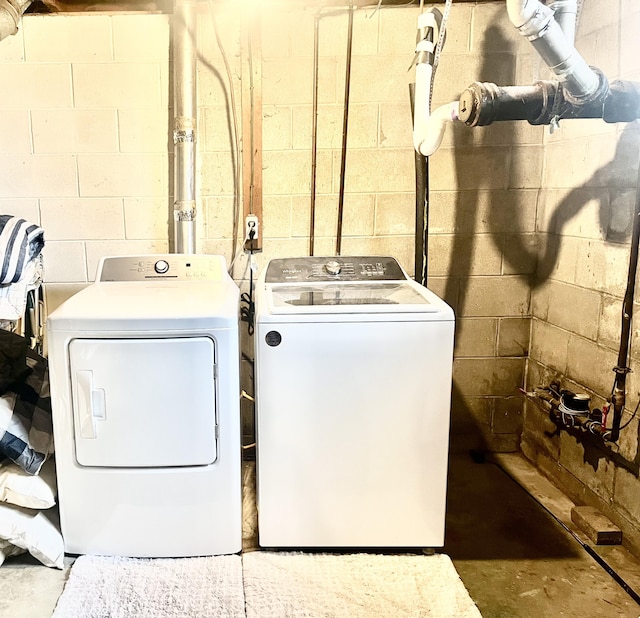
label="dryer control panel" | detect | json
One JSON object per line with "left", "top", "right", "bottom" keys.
{"left": 98, "top": 255, "right": 226, "bottom": 282}
{"left": 265, "top": 256, "right": 406, "bottom": 283}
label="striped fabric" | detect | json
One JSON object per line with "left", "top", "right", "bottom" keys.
{"left": 0, "top": 216, "right": 45, "bottom": 285}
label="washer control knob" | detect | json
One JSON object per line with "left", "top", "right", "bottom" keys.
{"left": 324, "top": 260, "right": 341, "bottom": 276}
{"left": 154, "top": 259, "right": 170, "bottom": 274}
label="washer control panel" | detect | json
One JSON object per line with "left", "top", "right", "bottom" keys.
{"left": 98, "top": 255, "right": 225, "bottom": 282}
{"left": 265, "top": 256, "right": 406, "bottom": 283}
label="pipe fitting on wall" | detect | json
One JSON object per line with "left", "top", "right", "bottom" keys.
{"left": 0, "top": 0, "right": 31, "bottom": 42}
{"left": 507, "top": 0, "right": 600, "bottom": 104}
{"left": 457, "top": 73, "right": 640, "bottom": 128}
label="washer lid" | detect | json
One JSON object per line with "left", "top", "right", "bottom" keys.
{"left": 267, "top": 281, "right": 438, "bottom": 314}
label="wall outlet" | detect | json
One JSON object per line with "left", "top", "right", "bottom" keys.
{"left": 245, "top": 214, "right": 259, "bottom": 246}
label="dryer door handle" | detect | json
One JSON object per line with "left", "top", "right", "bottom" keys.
{"left": 75, "top": 370, "right": 105, "bottom": 439}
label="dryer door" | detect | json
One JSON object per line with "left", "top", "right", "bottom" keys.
{"left": 69, "top": 337, "right": 217, "bottom": 467}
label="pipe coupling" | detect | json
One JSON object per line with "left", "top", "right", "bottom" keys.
{"left": 173, "top": 129, "right": 196, "bottom": 144}
{"left": 511, "top": 1, "right": 555, "bottom": 40}
{"left": 173, "top": 205, "right": 196, "bottom": 221}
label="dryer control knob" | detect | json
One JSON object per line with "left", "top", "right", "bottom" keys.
{"left": 154, "top": 259, "right": 170, "bottom": 274}
{"left": 324, "top": 260, "right": 341, "bottom": 275}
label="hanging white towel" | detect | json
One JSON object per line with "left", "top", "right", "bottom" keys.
{"left": 0, "top": 216, "right": 45, "bottom": 321}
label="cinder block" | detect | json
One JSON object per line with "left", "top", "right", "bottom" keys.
{"left": 566, "top": 335, "right": 619, "bottom": 398}
{"left": 453, "top": 357, "right": 525, "bottom": 398}
{"left": 498, "top": 317, "right": 531, "bottom": 357}
{"left": 0, "top": 64, "right": 72, "bottom": 110}
{"left": 379, "top": 102, "right": 412, "bottom": 149}
{"left": 500, "top": 233, "right": 538, "bottom": 275}
{"left": 375, "top": 193, "right": 414, "bottom": 236}
{"left": 262, "top": 57, "right": 333, "bottom": 106}
{"left": 427, "top": 234, "right": 502, "bottom": 277}
{"left": 509, "top": 145, "right": 543, "bottom": 189}
{"left": 574, "top": 239, "right": 629, "bottom": 298}
{"left": 543, "top": 139, "right": 592, "bottom": 189}
{"left": 529, "top": 319, "right": 569, "bottom": 374}
{"left": 200, "top": 151, "right": 237, "bottom": 196}
{"left": 471, "top": 3, "right": 527, "bottom": 54}
{"left": 493, "top": 396, "right": 524, "bottom": 434}
{"left": 571, "top": 505, "right": 622, "bottom": 545}
{"left": 318, "top": 9, "right": 378, "bottom": 57}
{"left": 124, "top": 197, "right": 171, "bottom": 241}
{"left": 0, "top": 155, "right": 78, "bottom": 198}
{"left": 620, "top": 9, "right": 640, "bottom": 77}
{"left": 262, "top": 106, "right": 292, "bottom": 151}
{"left": 0, "top": 199, "right": 39, "bottom": 223}
{"left": 349, "top": 55, "right": 411, "bottom": 104}
{"left": 547, "top": 281, "right": 602, "bottom": 341}
{"left": 454, "top": 318, "right": 497, "bottom": 358}
{"left": 378, "top": 6, "right": 420, "bottom": 58}
{"left": 578, "top": 0, "right": 621, "bottom": 37}
{"left": 294, "top": 104, "right": 378, "bottom": 150}
{"left": 614, "top": 467, "right": 640, "bottom": 527}
{"left": 40, "top": 198, "right": 124, "bottom": 241}
{"left": 112, "top": 15, "right": 169, "bottom": 62}
{"left": 42, "top": 241, "right": 87, "bottom": 283}
{"left": 73, "top": 63, "right": 162, "bottom": 109}
{"left": 0, "top": 26, "right": 24, "bottom": 62}
{"left": 428, "top": 189, "right": 538, "bottom": 235}
{"left": 263, "top": 195, "right": 293, "bottom": 238}
{"left": 429, "top": 147, "right": 510, "bottom": 191}
{"left": 24, "top": 15, "right": 113, "bottom": 63}
{"left": 118, "top": 109, "right": 169, "bottom": 154}
{"left": 536, "top": 233, "right": 579, "bottom": 285}
{"left": 32, "top": 109, "right": 119, "bottom": 154}
{"left": 262, "top": 150, "right": 312, "bottom": 195}
{"left": 342, "top": 148, "right": 414, "bottom": 194}
{"left": 0, "top": 110, "right": 31, "bottom": 154}
{"left": 462, "top": 276, "right": 530, "bottom": 317}
{"left": 77, "top": 154, "right": 166, "bottom": 198}
{"left": 449, "top": 393, "right": 492, "bottom": 436}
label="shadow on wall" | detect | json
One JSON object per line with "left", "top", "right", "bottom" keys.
{"left": 444, "top": 24, "right": 640, "bottom": 455}
{"left": 444, "top": 25, "right": 521, "bottom": 455}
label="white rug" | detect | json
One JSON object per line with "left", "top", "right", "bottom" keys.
{"left": 51, "top": 555, "right": 245, "bottom": 618}
{"left": 52, "top": 551, "right": 481, "bottom": 618}
{"left": 242, "top": 552, "right": 482, "bottom": 618}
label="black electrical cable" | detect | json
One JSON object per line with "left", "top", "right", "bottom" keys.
{"left": 240, "top": 264, "right": 255, "bottom": 336}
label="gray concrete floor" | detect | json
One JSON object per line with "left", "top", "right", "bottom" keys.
{"left": 1, "top": 454, "right": 639, "bottom": 617}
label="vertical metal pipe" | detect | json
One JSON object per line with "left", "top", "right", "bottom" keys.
{"left": 610, "top": 168, "right": 640, "bottom": 441}
{"left": 335, "top": 4, "right": 354, "bottom": 256}
{"left": 173, "top": 0, "right": 197, "bottom": 255}
{"left": 309, "top": 13, "right": 320, "bottom": 257}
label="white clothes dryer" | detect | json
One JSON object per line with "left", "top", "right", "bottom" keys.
{"left": 255, "top": 256, "right": 454, "bottom": 548}
{"left": 47, "top": 255, "right": 241, "bottom": 557}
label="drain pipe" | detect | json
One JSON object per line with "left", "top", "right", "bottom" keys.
{"left": 549, "top": 0, "right": 578, "bottom": 45}
{"left": 0, "top": 0, "right": 31, "bottom": 42}
{"left": 506, "top": 0, "right": 603, "bottom": 105}
{"left": 173, "top": 0, "right": 197, "bottom": 255}
{"left": 412, "top": 9, "right": 459, "bottom": 158}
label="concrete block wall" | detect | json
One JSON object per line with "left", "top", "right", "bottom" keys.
{"left": 0, "top": 2, "right": 538, "bottom": 451}
{"left": 523, "top": 0, "right": 640, "bottom": 555}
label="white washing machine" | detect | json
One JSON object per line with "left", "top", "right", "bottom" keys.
{"left": 255, "top": 256, "right": 454, "bottom": 548}
{"left": 47, "top": 254, "right": 242, "bottom": 557}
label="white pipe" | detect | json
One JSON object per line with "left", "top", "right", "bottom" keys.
{"left": 173, "top": 0, "right": 197, "bottom": 255}
{"left": 412, "top": 10, "right": 459, "bottom": 157}
{"left": 550, "top": 0, "right": 577, "bottom": 45}
{"left": 0, "top": 0, "right": 31, "bottom": 42}
{"left": 506, "top": 0, "right": 600, "bottom": 104}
